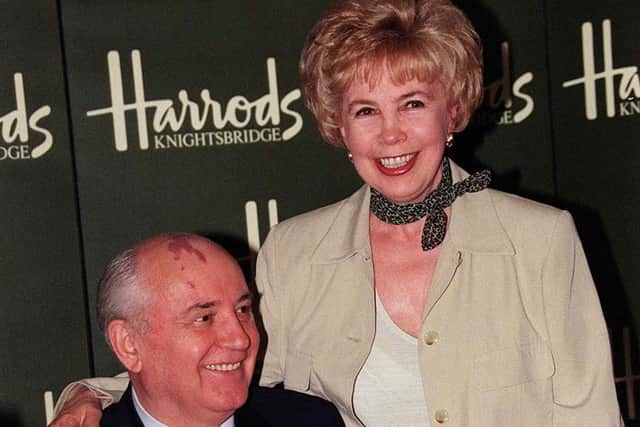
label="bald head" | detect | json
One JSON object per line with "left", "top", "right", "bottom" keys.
{"left": 136, "top": 234, "right": 236, "bottom": 292}
{"left": 96, "top": 233, "right": 241, "bottom": 341}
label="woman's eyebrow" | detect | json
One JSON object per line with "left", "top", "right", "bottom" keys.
{"left": 396, "top": 90, "right": 432, "bottom": 101}
{"left": 346, "top": 98, "right": 375, "bottom": 112}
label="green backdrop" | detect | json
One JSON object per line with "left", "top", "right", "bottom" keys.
{"left": 1, "top": 1, "right": 638, "bottom": 425}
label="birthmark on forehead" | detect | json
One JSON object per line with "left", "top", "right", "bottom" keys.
{"left": 167, "top": 236, "right": 207, "bottom": 263}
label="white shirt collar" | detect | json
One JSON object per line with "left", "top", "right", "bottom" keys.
{"left": 131, "top": 386, "right": 235, "bottom": 427}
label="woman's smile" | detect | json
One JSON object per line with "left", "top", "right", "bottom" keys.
{"left": 375, "top": 152, "right": 418, "bottom": 176}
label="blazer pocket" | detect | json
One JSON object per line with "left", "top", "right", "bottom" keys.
{"left": 284, "top": 350, "right": 312, "bottom": 392}
{"left": 471, "top": 339, "right": 554, "bottom": 391}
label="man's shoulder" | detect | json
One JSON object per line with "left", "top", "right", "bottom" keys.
{"left": 100, "top": 386, "right": 144, "bottom": 427}
{"left": 238, "top": 386, "right": 344, "bottom": 427}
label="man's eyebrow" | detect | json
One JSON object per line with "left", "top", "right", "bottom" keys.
{"left": 184, "top": 301, "right": 218, "bottom": 314}
{"left": 237, "top": 292, "right": 254, "bottom": 304}
{"left": 183, "top": 292, "right": 253, "bottom": 314}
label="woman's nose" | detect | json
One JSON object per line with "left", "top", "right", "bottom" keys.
{"left": 380, "top": 114, "right": 406, "bottom": 144}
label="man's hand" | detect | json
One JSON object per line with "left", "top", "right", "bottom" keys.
{"left": 48, "top": 388, "right": 103, "bottom": 427}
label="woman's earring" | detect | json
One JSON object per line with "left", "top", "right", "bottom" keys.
{"left": 445, "top": 134, "right": 454, "bottom": 148}
{"left": 347, "top": 151, "right": 353, "bottom": 162}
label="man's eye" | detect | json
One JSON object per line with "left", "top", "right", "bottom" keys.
{"left": 236, "top": 304, "right": 253, "bottom": 317}
{"left": 405, "top": 100, "right": 424, "bottom": 109}
{"left": 195, "top": 314, "right": 211, "bottom": 324}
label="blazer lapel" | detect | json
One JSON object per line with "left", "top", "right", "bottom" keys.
{"left": 424, "top": 161, "right": 515, "bottom": 319}
{"left": 305, "top": 170, "right": 514, "bottom": 332}
{"left": 310, "top": 184, "right": 371, "bottom": 264}
{"left": 309, "top": 185, "right": 376, "bottom": 396}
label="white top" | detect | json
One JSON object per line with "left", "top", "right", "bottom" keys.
{"left": 353, "top": 293, "right": 432, "bottom": 427}
{"left": 131, "top": 386, "right": 235, "bottom": 427}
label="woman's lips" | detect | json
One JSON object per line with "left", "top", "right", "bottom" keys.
{"left": 375, "top": 152, "right": 418, "bottom": 176}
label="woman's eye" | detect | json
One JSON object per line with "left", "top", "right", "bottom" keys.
{"left": 355, "top": 107, "right": 375, "bottom": 117}
{"left": 405, "top": 100, "right": 424, "bottom": 109}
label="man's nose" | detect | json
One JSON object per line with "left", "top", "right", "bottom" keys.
{"left": 218, "top": 314, "right": 252, "bottom": 350}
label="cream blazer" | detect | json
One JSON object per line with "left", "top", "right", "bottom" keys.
{"left": 257, "top": 161, "right": 621, "bottom": 427}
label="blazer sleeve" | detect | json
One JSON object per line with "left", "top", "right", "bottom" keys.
{"left": 541, "top": 211, "right": 622, "bottom": 426}
{"left": 53, "top": 372, "right": 130, "bottom": 416}
{"left": 256, "top": 228, "right": 286, "bottom": 387}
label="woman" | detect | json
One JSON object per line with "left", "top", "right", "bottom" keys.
{"left": 256, "top": 0, "right": 619, "bottom": 425}
{"left": 52, "top": 0, "right": 620, "bottom": 426}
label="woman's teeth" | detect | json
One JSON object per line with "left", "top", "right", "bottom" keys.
{"left": 379, "top": 153, "right": 415, "bottom": 168}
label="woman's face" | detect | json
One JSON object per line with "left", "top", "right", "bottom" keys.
{"left": 339, "top": 68, "right": 456, "bottom": 204}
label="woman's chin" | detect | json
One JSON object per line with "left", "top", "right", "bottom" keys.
{"left": 373, "top": 186, "right": 429, "bottom": 204}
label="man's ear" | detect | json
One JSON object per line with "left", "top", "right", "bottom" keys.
{"left": 107, "top": 320, "right": 143, "bottom": 373}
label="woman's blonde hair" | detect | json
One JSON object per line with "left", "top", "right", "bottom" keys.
{"left": 300, "top": 0, "right": 483, "bottom": 147}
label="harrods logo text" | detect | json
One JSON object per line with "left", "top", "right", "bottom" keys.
{"left": 563, "top": 20, "right": 640, "bottom": 119}
{"left": 475, "top": 42, "right": 534, "bottom": 127}
{"left": 87, "top": 50, "right": 304, "bottom": 152}
{"left": 0, "top": 73, "right": 53, "bottom": 160}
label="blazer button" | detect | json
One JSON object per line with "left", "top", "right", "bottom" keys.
{"left": 424, "top": 330, "right": 440, "bottom": 346}
{"left": 434, "top": 408, "right": 449, "bottom": 424}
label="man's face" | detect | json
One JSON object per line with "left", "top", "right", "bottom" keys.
{"left": 133, "top": 236, "right": 259, "bottom": 424}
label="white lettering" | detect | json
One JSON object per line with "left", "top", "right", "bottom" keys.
{"left": 512, "top": 72, "right": 534, "bottom": 123}
{"left": 0, "top": 144, "right": 31, "bottom": 160}
{"left": 498, "top": 109, "right": 513, "bottom": 125}
{"left": 280, "top": 89, "right": 302, "bottom": 140}
{"left": 244, "top": 199, "right": 279, "bottom": 254}
{"left": 619, "top": 99, "right": 640, "bottom": 116}
{"left": 562, "top": 20, "right": 640, "bottom": 120}
{"left": 0, "top": 73, "right": 53, "bottom": 158}
{"left": 87, "top": 50, "right": 304, "bottom": 151}
{"left": 153, "top": 127, "right": 284, "bottom": 150}
{"left": 479, "top": 42, "right": 534, "bottom": 125}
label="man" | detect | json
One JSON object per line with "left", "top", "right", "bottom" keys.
{"left": 51, "top": 233, "right": 343, "bottom": 427}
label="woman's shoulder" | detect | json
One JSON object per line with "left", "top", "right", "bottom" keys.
{"left": 270, "top": 185, "right": 368, "bottom": 238}
{"left": 257, "top": 185, "right": 368, "bottom": 280}
{"left": 488, "top": 189, "right": 564, "bottom": 218}
{"left": 486, "top": 188, "right": 577, "bottom": 242}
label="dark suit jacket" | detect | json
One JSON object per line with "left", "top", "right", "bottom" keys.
{"left": 101, "top": 384, "right": 344, "bottom": 427}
